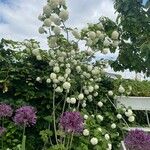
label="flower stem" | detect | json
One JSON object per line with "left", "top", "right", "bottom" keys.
{"left": 52, "top": 90, "right": 58, "bottom": 144}
{"left": 21, "top": 124, "right": 26, "bottom": 150}
{"left": 1, "top": 117, "right": 4, "bottom": 150}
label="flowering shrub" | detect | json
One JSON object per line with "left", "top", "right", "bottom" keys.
{"left": 0, "top": 0, "right": 136, "bottom": 149}
{"left": 124, "top": 129, "right": 150, "bottom": 150}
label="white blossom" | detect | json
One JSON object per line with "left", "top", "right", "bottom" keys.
{"left": 84, "top": 115, "right": 88, "bottom": 120}
{"left": 50, "top": 73, "right": 57, "bottom": 80}
{"left": 65, "top": 68, "right": 71, "bottom": 74}
{"left": 72, "top": 29, "right": 81, "bottom": 39}
{"left": 59, "top": 9, "right": 69, "bottom": 21}
{"left": 53, "top": 66, "right": 60, "bottom": 73}
{"left": 43, "top": 5, "right": 52, "bottom": 16}
{"left": 78, "top": 93, "right": 84, "bottom": 100}
{"left": 46, "top": 78, "right": 51, "bottom": 83}
{"left": 97, "top": 101, "right": 103, "bottom": 107}
{"left": 83, "top": 129, "right": 89, "bottom": 136}
{"left": 102, "top": 48, "right": 109, "bottom": 54}
{"left": 88, "top": 86, "right": 94, "bottom": 93}
{"left": 53, "top": 26, "right": 61, "bottom": 35}
{"left": 88, "top": 31, "right": 96, "bottom": 39}
{"left": 36, "top": 77, "right": 41, "bottom": 82}
{"left": 128, "top": 116, "right": 135, "bottom": 122}
{"left": 117, "top": 114, "right": 122, "bottom": 119}
{"left": 44, "top": 18, "right": 52, "bottom": 27}
{"left": 93, "top": 92, "right": 98, "bottom": 97}
{"left": 38, "top": 27, "right": 45, "bottom": 34}
{"left": 82, "top": 103, "right": 86, "bottom": 107}
{"left": 105, "top": 134, "right": 110, "bottom": 140}
{"left": 58, "top": 76, "right": 65, "bottom": 82}
{"left": 108, "top": 91, "right": 113, "bottom": 96}
{"left": 118, "top": 85, "right": 125, "bottom": 93}
{"left": 94, "top": 85, "right": 99, "bottom": 90}
{"left": 98, "top": 127, "right": 102, "bottom": 132}
{"left": 97, "top": 115, "right": 103, "bottom": 121}
{"left": 70, "top": 98, "right": 76, "bottom": 104}
{"left": 90, "top": 137, "right": 98, "bottom": 145}
{"left": 111, "top": 123, "right": 116, "bottom": 129}
{"left": 111, "top": 31, "right": 119, "bottom": 40}
{"left": 63, "top": 82, "right": 71, "bottom": 90}
{"left": 55, "top": 86, "right": 63, "bottom": 93}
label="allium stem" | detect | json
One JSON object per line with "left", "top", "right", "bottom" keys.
{"left": 69, "top": 132, "right": 74, "bottom": 150}
{"left": 52, "top": 90, "right": 58, "bottom": 144}
{"left": 21, "top": 124, "right": 26, "bottom": 150}
{"left": 62, "top": 92, "right": 68, "bottom": 114}
{"left": 1, "top": 117, "right": 4, "bottom": 150}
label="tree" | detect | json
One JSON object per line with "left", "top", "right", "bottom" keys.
{"left": 111, "top": 0, "right": 150, "bottom": 77}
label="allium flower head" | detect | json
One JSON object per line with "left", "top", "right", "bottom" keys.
{"left": 124, "top": 129, "right": 150, "bottom": 150}
{"left": 0, "top": 104, "right": 13, "bottom": 118}
{"left": 59, "top": 111, "right": 84, "bottom": 133}
{"left": 13, "top": 106, "right": 37, "bottom": 127}
{"left": 0, "top": 127, "right": 6, "bottom": 136}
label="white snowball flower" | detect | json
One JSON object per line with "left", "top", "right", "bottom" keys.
{"left": 97, "top": 101, "right": 103, "bottom": 107}
{"left": 90, "top": 137, "right": 98, "bottom": 145}
{"left": 88, "top": 86, "right": 94, "bottom": 93}
{"left": 50, "top": 73, "right": 57, "bottom": 80}
{"left": 66, "top": 63, "right": 70, "bottom": 68}
{"left": 108, "top": 143, "right": 112, "bottom": 150}
{"left": 113, "top": 41, "right": 119, "bottom": 47}
{"left": 96, "top": 31, "right": 102, "bottom": 37}
{"left": 97, "top": 23, "right": 103, "bottom": 29}
{"left": 32, "top": 49, "right": 40, "bottom": 56}
{"left": 50, "top": 14, "right": 61, "bottom": 25}
{"left": 128, "top": 116, "right": 135, "bottom": 122}
{"left": 53, "top": 79, "right": 59, "bottom": 84}
{"left": 43, "top": 5, "right": 52, "bottom": 16}
{"left": 58, "top": 76, "right": 65, "bottom": 82}
{"left": 88, "top": 31, "right": 96, "bottom": 40}
{"left": 105, "top": 134, "right": 110, "bottom": 140}
{"left": 50, "top": 0, "right": 59, "bottom": 9}
{"left": 65, "top": 68, "right": 71, "bottom": 74}
{"left": 87, "top": 65, "right": 93, "bottom": 71}
{"left": 63, "top": 82, "right": 71, "bottom": 90}
{"left": 97, "top": 115, "right": 103, "bottom": 121}
{"left": 102, "top": 48, "right": 109, "bottom": 54}
{"left": 111, "top": 123, "right": 116, "bottom": 129}
{"left": 98, "top": 128, "right": 102, "bottom": 132}
{"left": 59, "top": 0, "right": 66, "bottom": 5}
{"left": 44, "top": 18, "right": 52, "bottom": 27}
{"left": 82, "top": 103, "right": 86, "bottom": 108}
{"left": 55, "top": 86, "right": 63, "bottom": 93}
{"left": 53, "top": 26, "right": 61, "bottom": 35}
{"left": 87, "top": 95, "right": 92, "bottom": 101}
{"left": 84, "top": 115, "right": 88, "bottom": 120}
{"left": 46, "top": 78, "right": 51, "bottom": 83}
{"left": 94, "top": 85, "right": 99, "bottom": 90}
{"left": 36, "top": 77, "right": 41, "bottom": 82}
{"left": 83, "top": 129, "right": 89, "bottom": 136}
{"left": 78, "top": 93, "right": 84, "bottom": 100}
{"left": 70, "top": 98, "right": 76, "bottom": 104}
{"left": 59, "top": 9, "right": 69, "bottom": 21}
{"left": 93, "top": 92, "right": 98, "bottom": 97}
{"left": 84, "top": 90, "right": 89, "bottom": 95}
{"left": 38, "top": 27, "right": 45, "bottom": 34}
{"left": 76, "top": 66, "right": 81, "bottom": 72}
{"left": 66, "top": 97, "right": 71, "bottom": 103}
{"left": 108, "top": 91, "right": 113, "bottom": 96}
{"left": 125, "top": 109, "right": 133, "bottom": 117}
{"left": 38, "top": 14, "right": 44, "bottom": 21}
{"left": 111, "top": 31, "right": 119, "bottom": 40}
{"left": 53, "top": 66, "right": 60, "bottom": 73}
{"left": 118, "top": 85, "right": 125, "bottom": 93}
{"left": 72, "top": 29, "right": 81, "bottom": 39}
{"left": 117, "top": 114, "right": 122, "bottom": 119}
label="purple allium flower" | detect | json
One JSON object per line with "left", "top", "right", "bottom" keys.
{"left": 124, "top": 129, "right": 150, "bottom": 150}
{"left": 59, "top": 111, "right": 84, "bottom": 133}
{"left": 0, "top": 104, "right": 13, "bottom": 118}
{"left": 0, "top": 127, "right": 6, "bottom": 136}
{"left": 13, "top": 106, "right": 37, "bottom": 127}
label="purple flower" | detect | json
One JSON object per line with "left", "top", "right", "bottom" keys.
{"left": 59, "top": 111, "right": 84, "bottom": 133}
{"left": 124, "top": 129, "right": 150, "bottom": 150}
{"left": 0, "top": 104, "right": 13, "bottom": 118}
{"left": 13, "top": 106, "right": 37, "bottom": 127}
{"left": 0, "top": 127, "right": 6, "bottom": 136}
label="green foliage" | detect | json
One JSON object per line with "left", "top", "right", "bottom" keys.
{"left": 111, "top": 0, "right": 150, "bottom": 76}
{"left": 114, "top": 79, "right": 150, "bottom": 97}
